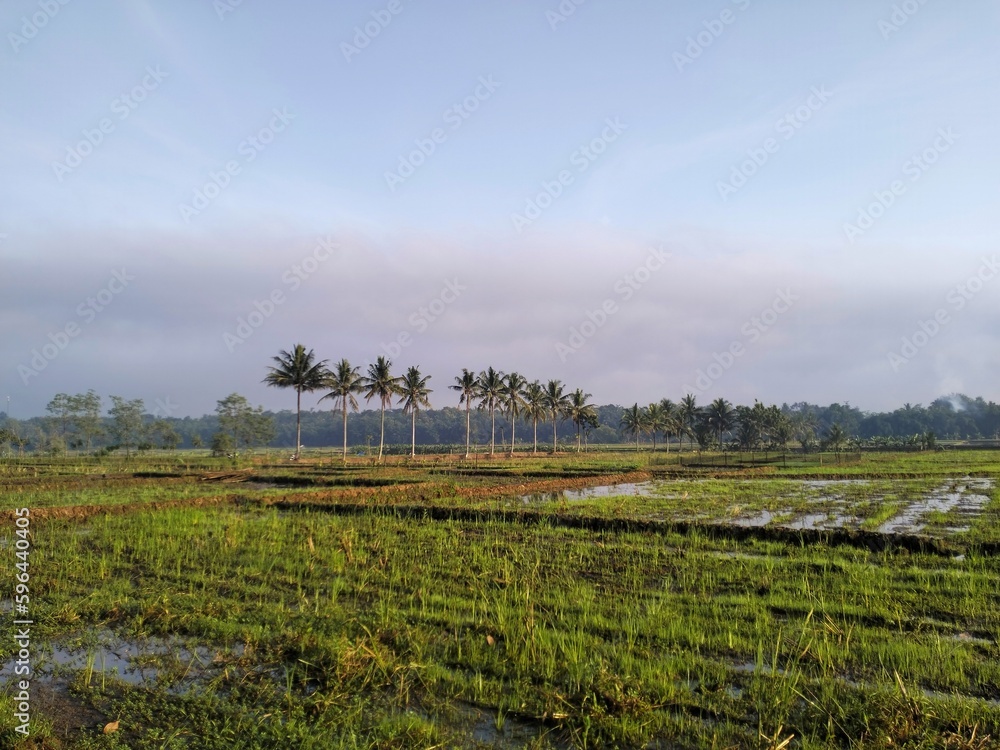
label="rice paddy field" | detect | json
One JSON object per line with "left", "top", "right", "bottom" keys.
{"left": 2, "top": 449, "right": 1000, "bottom": 748}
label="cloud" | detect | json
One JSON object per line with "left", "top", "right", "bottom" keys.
{"left": 5, "top": 224, "right": 997, "bottom": 418}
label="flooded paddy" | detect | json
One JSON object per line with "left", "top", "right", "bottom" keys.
{"left": 519, "top": 475, "right": 996, "bottom": 541}
{"left": 4, "top": 451, "right": 1000, "bottom": 748}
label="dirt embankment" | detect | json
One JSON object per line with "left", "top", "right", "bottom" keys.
{"left": 0, "top": 494, "right": 238, "bottom": 524}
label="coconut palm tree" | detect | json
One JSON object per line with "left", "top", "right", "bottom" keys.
{"left": 450, "top": 368, "right": 478, "bottom": 458}
{"left": 476, "top": 367, "right": 504, "bottom": 455}
{"left": 263, "top": 344, "right": 330, "bottom": 459}
{"left": 398, "top": 366, "right": 432, "bottom": 458}
{"left": 773, "top": 419, "right": 794, "bottom": 452}
{"left": 543, "top": 380, "right": 569, "bottom": 452}
{"left": 679, "top": 394, "right": 698, "bottom": 451}
{"left": 793, "top": 411, "right": 819, "bottom": 453}
{"left": 361, "top": 356, "right": 402, "bottom": 461}
{"left": 659, "top": 398, "right": 678, "bottom": 452}
{"left": 706, "top": 397, "right": 737, "bottom": 450}
{"left": 522, "top": 380, "right": 546, "bottom": 454}
{"left": 567, "top": 389, "right": 596, "bottom": 452}
{"left": 620, "top": 403, "right": 644, "bottom": 452}
{"left": 643, "top": 402, "right": 665, "bottom": 452}
{"left": 319, "top": 358, "right": 363, "bottom": 462}
{"left": 824, "top": 423, "right": 847, "bottom": 454}
{"left": 501, "top": 372, "right": 527, "bottom": 456}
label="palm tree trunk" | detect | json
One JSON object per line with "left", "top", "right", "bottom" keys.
{"left": 342, "top": 402, "right": 348, "bottom": 462}
{"left": 378, "top": 402, "right": 385, "bottom": 460}
{"left": 464, "top": 402, "right": 470, "bottom": 458}
{"left": 296, "top": 389, "right": 302, "bottom": 458}
{"left": 509, "top": 412, "right": 516, "bottom": 456}
{"left": 490, "top": 404, "right": 496, "bottom": 455}
{"left": 533, "top": 418, "right": 538, "bottom": 454}
{"left": 411, "top": 409, "right": 416, "bottom": 457}
{"left": 552, "top": 415, "right": 557, "bottom": 452}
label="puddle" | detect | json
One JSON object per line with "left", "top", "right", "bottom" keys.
{"left": 948, "top": 632, "right": 994, "bottom": 647}
{"left": 878, "top": 480, "right": 993, "bottom": 534}
{"left": 784, "top": 512, "right": 854, "bottom": 531}
{"left": 730, "top": 660, "right": 788, "bottom": 677}
{"left": 469, "top": 707, "right": 563, "bottom": 748}
{"left": 0, "top": 630, "right": 244, "bottom": 691}
{"left": 708, "top": 551, "right": 770, "bottom": 561}
{"left": 520, "top": 482, "right": 659, "bottom": 503}
{"left": 800, "top": 479, "right": 872, "bottom": 489}
{"left": 732, "top": 510, "right": 785, "bottom": 527}
{"left": 921, "top": 688, "right": 1000, "bottom": 707}
{"left": 432, "top": 702, "right": 569, "bottom": 749}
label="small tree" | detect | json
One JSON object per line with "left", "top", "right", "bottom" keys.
{"left": 75, "top": 390, "right": 104, "bottom": 451}
{"left": 211, "top": 431, "right": 235, "bottom": 457}
{"left": 216, "top": 393, "right": 255, "bottom": 449}
{"left": 149, "top": 420, "right": 182, "bottom": 450}
{"left": 108, "top": 396, "right": 145, "bottom": 458}
{"left": 246, "top": 407, "right": 276, "bottom": 452}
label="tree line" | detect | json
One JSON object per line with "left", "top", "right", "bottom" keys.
{"left": 262, "top": 344, "right": 597, "bottom": 460}
{"left": 2, "top": 346, "right": 998, "bottom": 456}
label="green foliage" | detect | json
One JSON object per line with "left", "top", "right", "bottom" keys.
{"left": 108, "top": 395, "right": 145, "bottom": 458}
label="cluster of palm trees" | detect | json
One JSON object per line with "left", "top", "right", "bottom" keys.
{"left": 263, "top": 344, "right": 848, "bottom": 460}
{"left": 449, "top": 368, "right": 596, "bottom": 457}
{"left": 618, "top": 396, "right": 841, "bottom": 453}
{"left": 263, "top": 345, "right": 429, "bottom": 460}
{"left": 263, "top": 344, "right": 596, "bottom": 460}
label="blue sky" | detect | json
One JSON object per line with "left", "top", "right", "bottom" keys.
{"left": 3, "top": 1, "right": 999, "bottom": 419}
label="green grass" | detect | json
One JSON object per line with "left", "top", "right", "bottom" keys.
{"left": 2, "top": 450, "right": 999, "bottom": 748}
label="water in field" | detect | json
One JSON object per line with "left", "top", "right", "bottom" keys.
{"left": 878, "top": 479, "right": 993, "bottom": 534}
{"left": 519, "top": 476, "right": 993, "bottom": 539}
{"left": 520, "top": 481, "right": 659, "bottom": 503}
{"left": 0, "top": 629, "right": 243, "bottom": 690}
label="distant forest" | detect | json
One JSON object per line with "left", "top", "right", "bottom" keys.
{"left": 2, "top": 393, "right": 999, "bottom": 454}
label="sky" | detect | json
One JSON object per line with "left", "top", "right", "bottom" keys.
{"left": 2, "top": 0, "right": 999, "bottom": 419}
